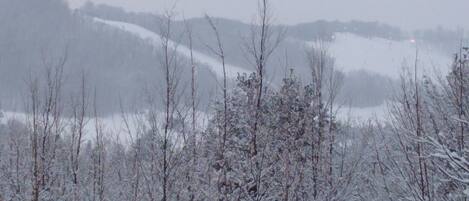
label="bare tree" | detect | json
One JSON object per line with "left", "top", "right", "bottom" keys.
{"left": 451, "top": 45, "right": 468, "bottom": 151}
{"left": 245, "top": 0, "right": 284, "bottom": 157}
{"left": 306, "top": 44, "right": 329, "bottom": 199}
{"left": 161, "top": 13, "right": 172, "bottom": 201}
{"left": 92, "top": 89, "right": 106, "bottom": 201}
{"left": 387, "top": 50, "right": 434, "bottom": 201}
{"left": 69, "top": 71, "right": 89, "bottom": 201}
{"left": 205, "top": 14, "right": 230, "bottom": 201}
{"left": 240, "top": 1, "right": 284, "bottom": 199}
{"left": 183, "top": 18, "right": 199, "bottom": 201}
{"left": 29, "top": 50, "right": 67, "bottom": 201}
{"left": 323, "top": 48, "right": 343, "bottom": 189}
{"left": 146, "top": 10, "right": 187, "bottom": 201}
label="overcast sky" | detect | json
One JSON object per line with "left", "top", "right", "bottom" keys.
{"left": 68, "top": 0, "right": 469, "bottom": 30}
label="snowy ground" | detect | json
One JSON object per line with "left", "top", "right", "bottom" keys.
{"left": 93, "top": 18, "right": 251, "bottom": 78}
{"left": 0, "top": 110, "right": 210, "bottom": 144}
{"left": 337, "top": 103, "right": 389, "bottom": 124}
{"left": 2, "top": 103, "right": 389, "bottom": 141}
{"left": 0, "top": 111, "right": 134, "bottom": 143}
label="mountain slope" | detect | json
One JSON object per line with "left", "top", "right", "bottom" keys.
{"left": 93, "top": 18, "right": 250, "bottom": 78}
{"left": 81, "top": 3, "right": 453, "bottom": 79}
{"left": 0, "top": 0, "right": 219, "bottom": 113}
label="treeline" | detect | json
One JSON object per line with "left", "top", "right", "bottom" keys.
{"left": 81, "top": 2, "right": 405, "bottom": 42}
{"left": 413, "top": 27, "right": 466, "bottom": 55}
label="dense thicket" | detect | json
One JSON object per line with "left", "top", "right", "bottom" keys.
{"left": 1, "top": 46, "right": 467, "bottom": 200}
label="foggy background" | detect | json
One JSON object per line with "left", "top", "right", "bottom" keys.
{"left": 0, "top": 0, "right": 465, "bottom": 114}
{"left": 68, "top": 0, "right": 469, "bottom": 30}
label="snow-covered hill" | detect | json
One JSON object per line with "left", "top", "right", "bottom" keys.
{"left": 94, "top": 18, "right": 452, "bottom": 80}
{"left": 306, "top": 33, "right": 452, "bottom": 78}
{"left": 93, "top": 18, "right": 251, "bottom": 78}
{"left": 91, "top": 18, "right": 454, "bottom": 121}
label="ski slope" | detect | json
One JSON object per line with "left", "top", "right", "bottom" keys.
{"left": 93, "top": 18, "right": 250, "bottom": 78}
{"left": 307, "top": 33, "right": 452, "bottom": 78}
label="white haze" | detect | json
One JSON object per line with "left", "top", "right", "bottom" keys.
{"left": 68, "top": 0, "right": 469, "bottom": 30}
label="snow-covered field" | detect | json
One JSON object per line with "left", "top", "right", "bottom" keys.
{"left": 93, "top": 18, "right": 251, "bottom": 78}
{"left": 337, "top": 103, "right": 389, "bottom": 123}
{"left": 2, "top": 103, "right": 388, "bottom": 143}
{"left": 0, "top": 111, "right": 134, "bottom": 143}
{"left": 306, "top": 33, "right": 452, "bottom": 78}
{"left": 0, "top": 110, "right": 210, "bottom": 144}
